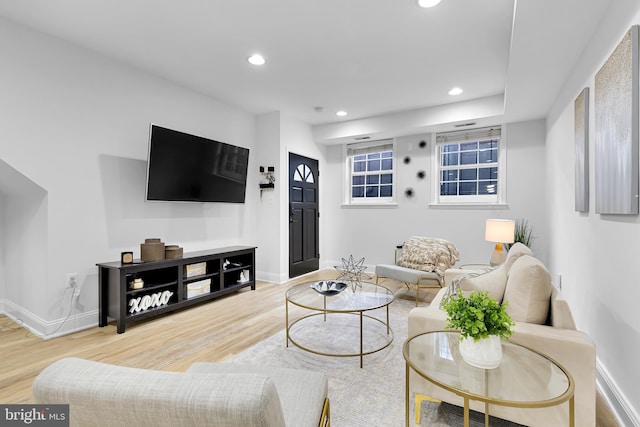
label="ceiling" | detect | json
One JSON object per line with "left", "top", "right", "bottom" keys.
{"left": 0, "top": 0, "right": 613, "bottom": 140}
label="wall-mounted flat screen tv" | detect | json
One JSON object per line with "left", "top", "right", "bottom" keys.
{"left": 145, "top": 124, "right": 250, "bottom": 203}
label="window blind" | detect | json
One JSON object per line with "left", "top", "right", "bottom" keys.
{"left": 347, "top": 139, "right": 393, "bottom": 156}
{"left": 436, "top": 126, "right": 501, "bottom": 144}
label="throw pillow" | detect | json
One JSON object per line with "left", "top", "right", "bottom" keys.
{"left": 458, "top": 265, "right": 508, "bottom": 302}
{"left": 503, "top": 255, "right": 552, "bottom": 324}
{"left": 503, "top": 242, "right": 533, "bottom": 272}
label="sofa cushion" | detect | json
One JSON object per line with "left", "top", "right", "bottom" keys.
{"left": 396, "top": 236, "right": 459, "bottom": 276}
{"left": 458, "top": 265, "right": 508, "bottom": 302}
{"left": 549, "top": 286, "right": 577, "bottom": 329}
{"left": 375, "top": 264, "right": 441, "bottom": 284}
{"left": 32, "top": 357, "right": 288, "bottom": 427}
{"left": 504, "top": 242, "right": 533, "bottom": 272}
{"left": 503, "top": 255, "right": 552, "bottom": 324}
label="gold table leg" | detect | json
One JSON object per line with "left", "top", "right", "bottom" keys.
{"left": 485, "top": 402, "right": 489, "bottom": 427}
{"left": 569, "top": 395, "right": 575, "bottom": 427}
{"left": 386, "top": 304, "right": 390, "bottom": 335}
{"left": 405, "top": 362, "right": 410, "bottom": 427}
{"left": 463, "top": 397, "right": 470, "bottom": 427}
{"left": 359, "top": 311, "right": 364, "bottom": 368}
{"left": 285, "top": 297, "right": 289, "bottom": 348}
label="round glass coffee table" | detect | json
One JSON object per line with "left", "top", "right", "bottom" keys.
{"left": 286, "top": 281, "right": 394, "bottom": 368}
{"left": 403, "top": 331, "right": 575, "bottom": 427}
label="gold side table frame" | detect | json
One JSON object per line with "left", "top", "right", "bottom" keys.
{"left": 403, "top": 331, "right": 575, "bottom": 427}
{"left": 286, "top": 282, "right": 395, "bottom": 368}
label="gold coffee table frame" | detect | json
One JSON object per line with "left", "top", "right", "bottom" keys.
{"left": 403, "top": 331, "right": 575, "bottom": 427}
{"left": 286, "top": 282, "right": 395, "bottom": 368}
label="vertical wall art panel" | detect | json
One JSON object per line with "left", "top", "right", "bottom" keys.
{"left": 594, "top": 25, "right": 639, "bottom": 214}
{"left": 575, "top": 88, "right": 590, "bottom": 212}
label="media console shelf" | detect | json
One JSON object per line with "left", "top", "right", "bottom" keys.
{"left": 97, "top": 246, "right": 256, "bottom": 333}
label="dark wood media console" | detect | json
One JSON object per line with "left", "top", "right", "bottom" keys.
{"left": 97, "top": 246, "right": 256, "bottom": 333}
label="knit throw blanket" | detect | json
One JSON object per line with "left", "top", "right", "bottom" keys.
{"left": 396, "top": 236, "right": 460, "bottom": 277}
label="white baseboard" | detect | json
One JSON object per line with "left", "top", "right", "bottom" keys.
{"left": 0, "top": 298, "right": 97, "bottom": 340}
{"left": 596, "top": 357, "right": 640, "bottom": 427}
{"left": 255, "top": 270, "right": 288, "bottom": 284}
{"left": 256, "top": 266, "right": 364, "bottom": 285}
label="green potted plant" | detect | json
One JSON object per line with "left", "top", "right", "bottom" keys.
{"left": 441, "top": 290, "right": 515, "bottom": 369}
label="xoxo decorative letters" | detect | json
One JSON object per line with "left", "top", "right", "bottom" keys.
{"left": 129, "top": 290, "right": 174, "bottom": 314}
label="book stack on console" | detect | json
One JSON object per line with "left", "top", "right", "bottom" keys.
{"left": 187, "top": 279, "right": 211, "bottom": 299}
{"left": 185, "top": 262, "right": 207, "bottom": 278}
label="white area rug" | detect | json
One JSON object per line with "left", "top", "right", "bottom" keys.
{"left": 229, "top": 296, "right": 521, "bottom": 426}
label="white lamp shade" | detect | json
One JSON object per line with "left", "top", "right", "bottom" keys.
{"left": 485, "top": 219, "right": 515, "bottom": 243}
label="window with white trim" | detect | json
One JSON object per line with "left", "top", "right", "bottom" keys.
{"left": 433, "top": 126, "right": 504, "bottom": 204}
{"left": 346, "top": 140, "right": 395, "bottom": 204}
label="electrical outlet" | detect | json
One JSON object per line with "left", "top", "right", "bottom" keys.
{"left": 66, "top": 273, "right": 78, "bottom": 289}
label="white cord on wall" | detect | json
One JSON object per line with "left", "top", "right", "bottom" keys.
{"left": 46, "top": 286, "right": 79, "bottom": 337}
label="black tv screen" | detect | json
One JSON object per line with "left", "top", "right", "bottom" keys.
{"left": 145, "top": 124, "right": 250, "bottom": 203}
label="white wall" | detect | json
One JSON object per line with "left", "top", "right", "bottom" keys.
{"left": 0, "top": 193, "right": 5, "bottom": 304}
{"left": 255, "top": 112, "right": 283, "bottom": 283}
{"left": 281, "top": 115, "right": 327, "bottom": 281}
{"left": 0, "top": 17, "right": 259, "bottom": 336}
{"left": 252, "top": 112, "right": 325, "bottom": 284}
{"left": 545, "top": 2, "right": 640, "bottom": 424}
{"left": 321, "top": 120, "right": 548, "bottom": 270}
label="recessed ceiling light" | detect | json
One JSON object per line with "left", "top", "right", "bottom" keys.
{"left": 336, "top": 110, "right": 347, "bottom": 117}
{"left": 247, "top": 54, "right": 266, "bottom": 66}
{"left": 418, "top": 0, "right": 442, "bottom": 8}
{"left": 448, "top": 87, "right": 463, "bottom": 96}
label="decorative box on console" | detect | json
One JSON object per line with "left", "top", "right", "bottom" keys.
{"left": 185, "top": 262, "right": 207, "bottom": 278}
{"left": 187, "top": 279, "right": 211, "bottom": 299}
{"left": 165, "top": 245, "right": 183, "bottom": 259}
{"left": 140, "top": 238, "right": 165, "bottom": 262}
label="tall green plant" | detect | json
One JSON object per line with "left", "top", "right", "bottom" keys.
{"left": 507, "top": 218, "right": 534, "bottom": 250}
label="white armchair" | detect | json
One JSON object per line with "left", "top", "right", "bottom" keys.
{"left": 33, "top": 357, "right": 330, "bottom": 427}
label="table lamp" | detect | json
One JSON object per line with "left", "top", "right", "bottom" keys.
{"left": 485, "top": 219, "right": 515, "bottom": 266}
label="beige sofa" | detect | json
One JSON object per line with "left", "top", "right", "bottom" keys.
{"left": 407, "top": 243, "right": 596, "bottom": 426}
{"left": 33, "top": 357, "right": 330, "bottom": 427}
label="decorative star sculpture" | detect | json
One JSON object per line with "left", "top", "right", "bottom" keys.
{"left": 336, "top": 255, "right": 367, "bottom": 291}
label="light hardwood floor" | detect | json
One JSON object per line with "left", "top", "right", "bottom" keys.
{"left": 0, "top": 270, "right": 618, "bottom": 426}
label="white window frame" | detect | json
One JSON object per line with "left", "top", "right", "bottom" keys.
{"left": 343, "top": 139, "right": 397, "bottom": 206}
{"left": 431, "top": 126, "right": 507, "bottom": 206}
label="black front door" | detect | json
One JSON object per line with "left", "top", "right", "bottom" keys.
{"left": 289, "top": 153, "right": 319, "bottom": 278}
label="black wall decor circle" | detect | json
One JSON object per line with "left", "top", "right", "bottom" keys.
{"left": 417, "top": 170, "right": 426, "bottom": 179}
{"left": 403, "top": 156, "right": 411, "bottom": 164}
{"left": 419, "top": 140, "right": 427, "bottom": 149}
{"left": 405, "top": 188, "right": 414, "bottom": 198}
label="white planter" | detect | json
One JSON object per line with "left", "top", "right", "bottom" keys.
{"left": 458, "top": 335, "right": 503, "bottom": 369}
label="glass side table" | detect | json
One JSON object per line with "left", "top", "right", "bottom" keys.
{"left": 403, "top": 331, "right": 575, "bottom": 427}
{"left": 286, "top": 281, "right": 394, "bottom": 368}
